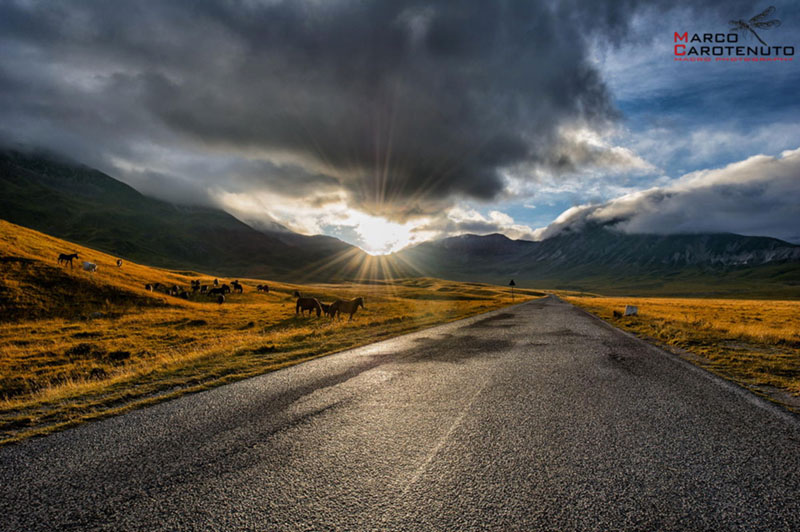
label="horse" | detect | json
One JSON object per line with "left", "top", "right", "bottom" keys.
{"left": 208, "top": 286, "right": 226, "bottom": 297}
{"left": 320, "top": 302, "right": 335, "bottom": 318}
{"left": 330, "top": 297, "right": 365, "bottom": 320}
{"left": 296, "top": 296, "right": 322, "bottom": 317}
{"left": 57, "top": 253, "right": 79, "bottom": 268}
{"left": 257, "top": 284, "right": 270, "bottom": 293}
{"left": 200, "top": 285, "right": 208, "bottom": 293}
{"left": 231, "top": 280, "right": 243, "bottom": 294}
{"left": 116, "top": 259, "right": 123, "bottom": 268}
{"left": 213, "top": 278, "right": 220, "bottom": 286}
{"left": 145, "top": 283, "right": 154, "bottom": 291}
{"left": 217, "top": 295, "right": 225, "bottom": 304}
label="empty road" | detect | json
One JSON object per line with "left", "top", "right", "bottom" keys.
{"left": 1, "top": 296, "right": 799, "bottom": 530}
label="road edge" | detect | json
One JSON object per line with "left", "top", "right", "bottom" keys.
{"left": 556, "top": 295, "right": 800, "bottom": 429}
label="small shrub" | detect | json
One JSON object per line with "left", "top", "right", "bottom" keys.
{"left": 72, "top": 331, "right": 102, "bottom": 339}
{"left": 251, "top": 345, "right": 276, "bottom": 354}
{"left": 89, "top": 367, "right": 107, "bottom": 379}
{"left": 66, "top": 343, "right": 94, "bottom": 356}
{"left": 107, "top": 350, "right": 131, "bottom": 362}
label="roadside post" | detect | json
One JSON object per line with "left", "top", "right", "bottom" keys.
{"left": 509, "top": 279, "right": 516, "bottom": 302}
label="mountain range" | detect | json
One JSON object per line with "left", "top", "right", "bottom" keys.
{"left": 1, "top": 149, "right": 799, "bottom": 296}
{"left": 392, "top": 230, "right": 800, "bottom": 296}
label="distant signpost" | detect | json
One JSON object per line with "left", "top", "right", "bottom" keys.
{"left": 509, "top": 279, "right": 516, "bottom": 301}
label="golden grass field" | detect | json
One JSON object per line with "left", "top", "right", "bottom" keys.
{"left": 567, "top": 296, "right": 800, "bottom": 409}
{"left": 0, "top": 220, "right": 541, "bottom": 444}
{"left": 3, "top": 216, "right": 799, "bottom": 443}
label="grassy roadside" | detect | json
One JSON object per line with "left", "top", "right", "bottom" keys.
{"left": 566, "top": 296, "right": 800, "bottom": 413}
{"left": 1, "top": 284, "right": 541, "bottom": 445}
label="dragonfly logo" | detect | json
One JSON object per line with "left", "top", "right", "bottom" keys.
{"left": 674, "top": 5, "right": 794, "bottom": 62}
{"left": 730, "top": 5, "right": 781, "bottom": 46}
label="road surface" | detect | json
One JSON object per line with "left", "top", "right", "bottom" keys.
{"left": 1, "top": 296, "right": 799, "bottom": 530}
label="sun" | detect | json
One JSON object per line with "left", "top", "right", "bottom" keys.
{"left": 353, "top": 214, "right": 415, "bottom": 255}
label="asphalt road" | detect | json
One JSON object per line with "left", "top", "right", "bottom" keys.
{"left": 1, "top": 296, "right": 799, "bottom": 531}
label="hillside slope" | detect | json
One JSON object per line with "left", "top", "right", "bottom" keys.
{"left": 0, "top": 219, "right": 310, "bottom": 321}
{"left": 0, "top": 150, "right": 365, "bottom": 281}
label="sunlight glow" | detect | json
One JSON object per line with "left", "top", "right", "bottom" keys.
{"left": 217, "top": 190, "right": 424, "bottom": 255}
{"left": 349, "top": 213, "right": 415, "bottom": 255}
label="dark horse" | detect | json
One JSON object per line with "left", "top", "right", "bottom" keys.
{"left": 331, "top": 297, "right": 365, "bottom": 320}
{"left": 321, "top": 302, "right": 335, "bottom": 318}
{"left": 208, "top": 284, "right": 231, "bottom": 297}
{"left": 296, "top": 296, "right": 322, "bottom": 317}
{"left": 57, "top": 252, "right": 79, "bottom": 268}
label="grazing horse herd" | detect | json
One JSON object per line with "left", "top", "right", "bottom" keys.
{"left": 148, "top": 278, "right": 253, "bottom": 305}
{"left": 57, "top": 250, "right": 365, "bottom": 319}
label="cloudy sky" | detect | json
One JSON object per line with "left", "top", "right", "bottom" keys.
{"left": 1, "top": 0, "right": 799, "bottom": 253}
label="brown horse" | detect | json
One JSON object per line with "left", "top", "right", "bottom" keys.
{"left": 331, "top": 297, "right": 365, "bottom": 320}
{"left": 296, "top": 296, "right": 322, "bottom": 317}
{"left": 320, "top": 302, "right": 336, "bottom": 318}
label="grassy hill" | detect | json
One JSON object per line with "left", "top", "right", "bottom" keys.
{"left": 0, "top": 219, "right": 540, "bottom": 443}
{"left": 1, "top": 219, "right": 176, "bottom": 321}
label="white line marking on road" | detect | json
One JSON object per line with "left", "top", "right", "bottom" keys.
{"left": 400, "top": 380, "right": 488, "bottom": 496}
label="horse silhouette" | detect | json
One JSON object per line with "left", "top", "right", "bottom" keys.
{"left": 57, "top": 253, "right": 79, "bottom": 267}
{"left": 296, "top": 296, "right": 322, "bottom": 317}
{"left": 208, "top": 285, "right": 230, "bottom": 297}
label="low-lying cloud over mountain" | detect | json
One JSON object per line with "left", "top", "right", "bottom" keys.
{"left": 534, "top": 147, "right": 800, "bottom": 244}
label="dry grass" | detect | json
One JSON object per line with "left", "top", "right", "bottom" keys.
{"left": 567, "top": 296, "right": 800, "bottom": 405}
{"left": 0, "top": 220, "right": 542, "bottom": 443}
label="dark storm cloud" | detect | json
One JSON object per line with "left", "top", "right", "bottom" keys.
{"left": 0, "top": 0, "right": 759, "bottom": 220}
